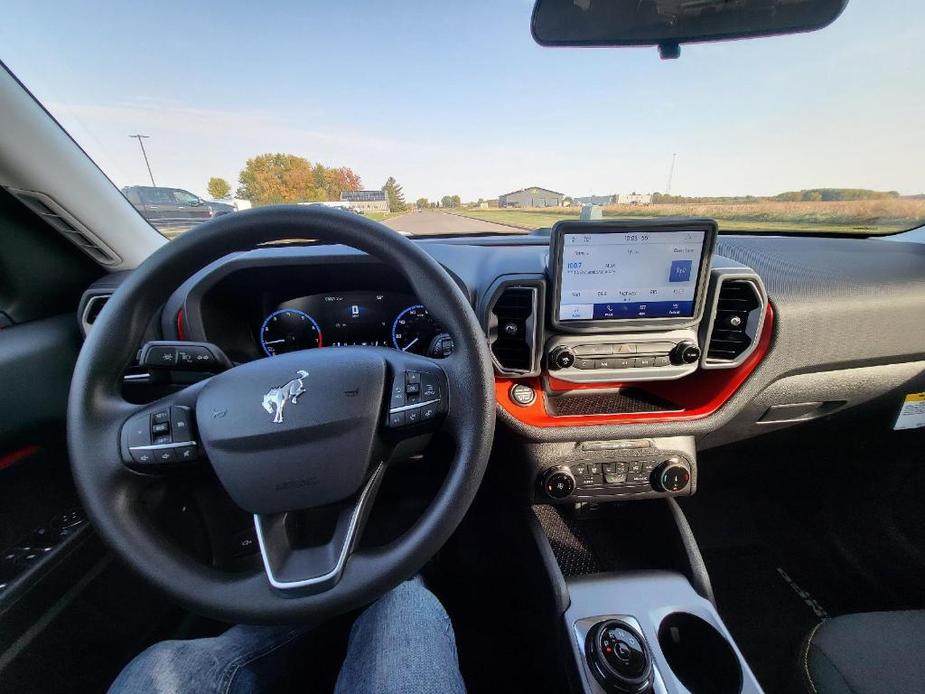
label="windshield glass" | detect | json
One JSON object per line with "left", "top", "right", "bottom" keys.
{"left": 2, "top": 2, "right": 923, "bottom": 238}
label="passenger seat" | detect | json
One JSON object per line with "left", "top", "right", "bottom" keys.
{"left": 801, "top": 611, "right": 925, "bottom": 693}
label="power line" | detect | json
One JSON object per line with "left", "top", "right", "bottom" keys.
{"left": 129, "top": 134, "right": 156, "bottom": 187}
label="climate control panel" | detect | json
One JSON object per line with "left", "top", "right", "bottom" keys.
{"left": 537, "top": 437, "right": 696, "bottom": 503}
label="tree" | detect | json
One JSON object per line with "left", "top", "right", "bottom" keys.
{"left": 382, "top": 177, "right": 407, "bottom": 212}
{"left": 207, "top": 177, "right": 232, "bottom": 200}
{"left": 440, "top": 195, "right": 461, "bottom": 208}
{"left": 415, "top": 197, "right": 429, "bottom": 209}
{"left": 235, "top": 153, "right": 362, "bottom": 205}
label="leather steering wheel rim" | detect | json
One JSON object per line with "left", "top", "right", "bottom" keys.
{"left": 67, "top": 205, "right": 496, "bottom": 624}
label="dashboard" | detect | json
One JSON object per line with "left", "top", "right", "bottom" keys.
{"left": 78, "top": 224, "right": 925, "bottom": 464}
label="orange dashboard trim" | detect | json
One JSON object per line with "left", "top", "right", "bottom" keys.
{"left": 496, "top": 304, "right": 774, "bottom": 428}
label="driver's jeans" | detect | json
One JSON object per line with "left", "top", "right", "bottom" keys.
{"left": 108, "top": 576, "right": 466, "bottom": 694}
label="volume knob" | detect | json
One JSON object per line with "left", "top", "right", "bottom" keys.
{"left": 550, "top": 347, "right": 576, "bottom": 370}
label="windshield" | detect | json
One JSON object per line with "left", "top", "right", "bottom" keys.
{"left": 2, "top": 2, "right": 923, "bottom": 239}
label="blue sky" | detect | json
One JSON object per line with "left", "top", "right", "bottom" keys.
{"left": 2, "top": 0, "right": 923, "bottom": 201}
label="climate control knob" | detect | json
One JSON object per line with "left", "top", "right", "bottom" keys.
{"left": 653, "top": 457, "right": 691, "bottom": 493}
{"left": 670, "top": 340, "right": 701, "bottom": 365}
{"left": 549, "top": 347, "right": 576, "bottom": 370}
{"left": 542, "top": 467, "right": 575, "bottom": 499}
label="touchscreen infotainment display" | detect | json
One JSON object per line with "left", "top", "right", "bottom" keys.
{"left": 558, "top": 229, "right": 707, "bottom": 321}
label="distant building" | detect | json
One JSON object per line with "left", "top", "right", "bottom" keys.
{"left": 499, "top": 186, "right": 564, "bottom": 208}
{"left": 340, "top": 190, "right": 389, "bottom": 212}
{"left": 615, "top": 192, "right": 653, "bottom": 206}
{"left": 574, "top": 195, "right": 615, "bottom": 206}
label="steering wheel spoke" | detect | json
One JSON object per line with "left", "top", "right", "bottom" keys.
{"left": 120, "top": 381, "right": 208, "bottom": 472}
{"left": 254, "top": 463, "right": 387, "bottom": 593}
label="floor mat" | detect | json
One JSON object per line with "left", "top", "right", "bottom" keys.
{"left": 702, "top": 545, "right": 825, "bottom": 694}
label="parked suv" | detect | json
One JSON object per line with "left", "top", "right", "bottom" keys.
{"left": 122, "top": 186, "right": 233, "bottom": 230}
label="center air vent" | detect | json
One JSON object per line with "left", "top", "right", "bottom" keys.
{"left": 488, "top": 284, "right": 541, "bottom": 374}
{"left": 704, "top": 279, "right": 764, "bottom": 366}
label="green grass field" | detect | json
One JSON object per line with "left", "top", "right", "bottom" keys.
{"left": 446, "top": 200, "right": 925, "bottom": 235}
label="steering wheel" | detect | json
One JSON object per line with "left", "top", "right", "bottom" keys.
{"left": 67, "top": 206, "right": 496, "bottom": 624}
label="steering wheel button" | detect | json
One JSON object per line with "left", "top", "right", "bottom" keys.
{"left": 153, "top": 434, "right": 172, "bottom": 445}
{"left": 152, "top": 411, "right": 170, "bottom": 425}
{"left": 405, "top": 371, "right": 421, "bottom": 385}
{"left": 170, "top": 406, "right": 193, "bottom": 437}
{"left": 131, "top": 450, "right": 155, "bottom": 465}
{"left": 406, "top": 408, "right": 421, "bottom": 424}
{"left": 388, "top": 411, "right": 406, "bottom": 428}
{"left": 175, "top": 445, "right": 198, "bottom": 461}
{"left": 405, "top": 382, "right": 421, "bottom": 395}
{"left": 155, "top": 448, "right": 177, "bottom": 463}
{"left": 420, "top": 405, "right": 436, "bottom": 420}
{"left": 152, "top": 422, "right": 170, "bottom": 435}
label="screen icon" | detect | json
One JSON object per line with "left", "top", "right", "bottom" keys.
{"left": 669, "top": 260, "right": 693, "bottom": 283}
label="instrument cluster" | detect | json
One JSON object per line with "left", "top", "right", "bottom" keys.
{"left": 258, "top": 291, "right": 450, "bottom": 358}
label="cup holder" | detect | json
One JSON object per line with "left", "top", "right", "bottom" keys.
{"left": 657, "top": 613, "right": 743, "bottom": 694}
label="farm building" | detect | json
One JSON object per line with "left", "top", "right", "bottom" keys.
{"left": 340, "top": 190, "right": 389, "bottom": 212}
{"left": 499, "top": 186, "right": 564, "bottom": 208}
{"left": 614, "top": 192, "right": 653, "bottom": 206}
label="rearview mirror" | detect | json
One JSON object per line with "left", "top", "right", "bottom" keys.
{"left": 531, "top": 0, "right": 848, "bottom": 56}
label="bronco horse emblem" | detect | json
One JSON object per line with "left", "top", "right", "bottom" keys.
{"left": 262, "top": 370, "right": 309, "bottom": 423}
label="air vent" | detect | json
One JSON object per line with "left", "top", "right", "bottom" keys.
{"left": 489, "top": 285, "right": 540, "bottom": 374}
{"left": 9, "top": 188, "right": 121, "bottom": 265}
{"left": 705, "top": 279, "right": 763, "bottom": 365}
{"left": 80, "top": 294, "right": 111, "bottom": 335}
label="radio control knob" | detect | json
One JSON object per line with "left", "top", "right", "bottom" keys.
{"left": 670, "top": 340, "right": 701, "bottom": 365}
{"left": 550, "top": 347, "right": 576, "bottom": 370}
{"left": 653, "top": 458, "right": 691, "bottom": 493}
{"left": 542, "top": 467, "right": 575, "bottom": 499}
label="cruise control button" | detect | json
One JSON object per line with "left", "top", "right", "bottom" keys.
{"left": 405, "top": 382, "right": 421, "bottom": 396}
{"left": 405, "top": 371, "right": 421, "bottom": 385}
{"left": 152, "top": 411, "right": 170, "bottom": 425}
{"left": 390, "top": 382, "right": 406, "bottom": 409}
{"left": 152, "top": 422, "right": 170, "bottom": 435}
{"left": 421, "top": 374, "right": 439, "bottom": 399}
{"left": 153, "top": 434, "right": 172, "bottom": 445}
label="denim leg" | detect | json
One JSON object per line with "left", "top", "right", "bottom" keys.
{"left": 108, "top": 624, "right": 307, "bottom": 694}
{"left": 335, "top": 576, "right": 466, "bottom": 694}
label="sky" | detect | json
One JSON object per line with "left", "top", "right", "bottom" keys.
{"left": 2, "top": 0, "right": 923, "bottom": 202}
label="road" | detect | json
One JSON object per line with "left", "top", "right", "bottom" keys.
{"left": 382, "top": 210, "right": 522, "bottom": 236}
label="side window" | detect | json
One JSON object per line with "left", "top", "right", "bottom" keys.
{"left": 141, "top": 188, "right": 172, "bottom": 204}
{"left": 172, "top": 189, "right": 199, "bottom": 206}
{"left": 123, "top": 189, "right": 140, "bottom": 204}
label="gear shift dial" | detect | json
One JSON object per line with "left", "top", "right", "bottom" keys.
{"left": 585, "top": 620, "right": 653, "bottom": 693}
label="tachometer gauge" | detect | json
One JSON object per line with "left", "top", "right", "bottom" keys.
{"left": 260, "top": 309, "right": 322, "bottom": 356}
{"left": 391, "top": 305, "right": 443, "bottom": 355}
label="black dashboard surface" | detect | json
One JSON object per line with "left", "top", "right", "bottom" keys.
{"left": 80, "top": 231, "right": 925, "bottom": 445}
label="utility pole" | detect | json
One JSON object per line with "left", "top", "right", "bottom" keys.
{"left": 129, "top": 134, "right": 156, "bottom": 187}
{"left": 666, "top": 152, "right": 677, "bottom": 195}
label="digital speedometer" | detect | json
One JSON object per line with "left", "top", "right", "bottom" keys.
{"left": 391, "top": 305, "right": 444, "bottom": 355}
{"left": 260, "top": 309, "right": 322, "bottom": 356}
